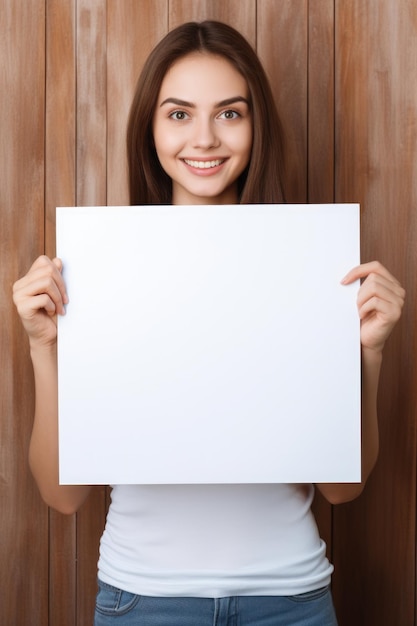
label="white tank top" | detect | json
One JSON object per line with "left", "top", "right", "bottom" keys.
{"left": 98, "top": 483, "right": 333, "bottom": 597}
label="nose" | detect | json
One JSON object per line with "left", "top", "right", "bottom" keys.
{"left": 192, "top": 116, "right": 220, "bottom": 149}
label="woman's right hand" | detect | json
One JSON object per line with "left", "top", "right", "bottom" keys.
{"left": 13, "top": 255, "right": 68, "bottom": 348}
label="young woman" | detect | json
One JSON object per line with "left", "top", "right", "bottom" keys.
{"left": 13, "top": 21, "right": 405, "bottom": 626}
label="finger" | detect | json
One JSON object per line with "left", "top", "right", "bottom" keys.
{"left": 341, "top": 261, "right": 403, "bottom": 288}
{"left": 52, "top": 257, "right": 69, "bottom": 304}
{"left": 13, "top": 267, "right": 67, "bottom": 316}
{"left": 27, "top": 254, "right": 57, "bottom": 274}
{"left": 356, "top": 273, "right": 406, "bottom": 310}
{"left": 52, "top": 257, "right": 63, "bottom": 272}
{"left": 35, "top": 256, "right": 69, "bottom": 304}
{"left": 19, "top": 293, "right": 60, "bottom": 319}
{"left": 14, "top": 256, "right": 69, "bottom": 312}
{"left": 358, "top": 294, "right": 404, "bottom": 325}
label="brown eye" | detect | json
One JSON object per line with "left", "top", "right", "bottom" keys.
{"left": 220, "top": 110, "right": 239, "bottom": 120}
{"left": 170, "top": 110, "right": 188, "bottom": 121}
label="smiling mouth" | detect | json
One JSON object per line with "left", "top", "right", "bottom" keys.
{"left": 183, "top": 158, "right": 226, "bottom": 169}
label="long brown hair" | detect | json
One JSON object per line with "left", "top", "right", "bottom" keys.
{"left": 127, "top": 21, "right": 286, "bottom": 205}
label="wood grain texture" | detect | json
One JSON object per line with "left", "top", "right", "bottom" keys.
{"left": 332, "top": 2, "right": 417, "bottom": 624}
{"left": 0, "top": 0, "right": 48, "bottom": 623}
{"left": 49, "top": 510, "right": 77, "bottom": 625}
{"left": 45, "top": 0, "right": 76, "bottom": 257}
{"left": 308, "top": 0, "right": 335, "bottom": 203}
{"left": 169, "top": 0, "right": 256, "bottom": 46}
{"left": 76, "top": 0, "right": 107, "bottom": 207}
{"left": 257, "top": 0, "right": 308, "bottom": 202}
{"left": 107, "top": 0, "right": 168, "bottom": 206}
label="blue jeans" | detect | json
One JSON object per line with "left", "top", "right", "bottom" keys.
{"left": 94, "top": 580, "right": 338, "bottom": 625}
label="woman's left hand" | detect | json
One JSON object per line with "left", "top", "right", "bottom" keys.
{"left": 342, "top": 261, "right": 405, "bottom": 353}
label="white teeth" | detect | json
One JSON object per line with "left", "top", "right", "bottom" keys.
{"left": 184, "top": 159, "right": 224, "bottom": 169}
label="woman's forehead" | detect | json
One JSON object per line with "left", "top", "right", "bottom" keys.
{"left": 157, "top": 52, "right": 249, "bottom": 103}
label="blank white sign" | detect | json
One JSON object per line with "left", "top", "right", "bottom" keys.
{"left": 57, "top": 204, "right": 361, "bottom": 485}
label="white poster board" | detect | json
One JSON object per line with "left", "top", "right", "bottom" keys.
{"left": 57, "top": 204, "right": 361, "bottom": 485}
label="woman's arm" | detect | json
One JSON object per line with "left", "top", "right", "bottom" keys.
{"left": 316, "top": 261, "right": 405, "bottom": 504}
{"left": 13, "top": 256, "right": 92, "bottom": 514}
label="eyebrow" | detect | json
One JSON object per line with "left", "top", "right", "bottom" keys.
{"left": 159, "top": 96, "right": 250, "bottom": 108}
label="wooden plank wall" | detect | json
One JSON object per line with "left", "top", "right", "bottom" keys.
{"left": 1, "top": 1, "right": 416, "bottom": 624}
{"left": 332, "top": 2, "right": 417, "bottom": 623}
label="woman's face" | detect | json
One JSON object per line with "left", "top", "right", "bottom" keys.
{"left": 153, "top": 52, "right": 253, "bottom": 205}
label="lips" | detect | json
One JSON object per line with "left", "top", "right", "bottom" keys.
{"left": 183, "top": 158, "right": 226, "bottom": 169}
